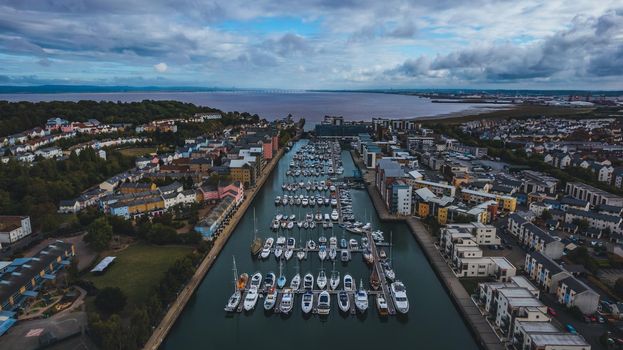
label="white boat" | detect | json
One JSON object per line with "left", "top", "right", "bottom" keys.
{"left": 384, "top": 266, "right": 396, "bottom": 281}
{"left": 297, "top": 221, "right": 304, "bottom": 228}
{"left": 275, "top": 214, "right": 283, "bottom": 221}
{"left": 318, "top": 246, "right": 327, "bottom": 261}
{"left": 290, "top": 273, "right": 301, "bottom": 291}
{"left": 329, "top": 270, "right": 340, "bottom": 290}
{"left": 355, "top": 280, "right": 368, "bottom": 312}
{"left": 331, "top": 210, "right": 339, "bottom": 221}
{"left": 376, "top": 294, "right": 389, "bottom": 316}
{"left": 264, "top": 287, "right": 277, "bottom": 311}
{"left": 279, "top": 288, "right": 294, "bottom": 314}
{"left": 391, "top": 281, "right": 409, "bottom": 314}
{"left": 225, "top": 257, "right": 242, "bottom": 312}
{"left": 274, "top": 246, "right": 283, "bottom": 259}
{"left": 328, "top": 247, "right": 337, "bottom": 260}
{"left": 243, "top": 287, "right": 259, "bottom": 311}
{"left": 331, "top": 198, "right": 338, "bottom": 206}
{"left": 315, "top": 213, "right": 322, "bottom": 221}
{"left": 301, "top": 291, "right": 313, "bottom": 314}
{"left": 297, "top": 249, "right": 306, "bottom": 260}
{"left": 280, "top": 221, "right": 287, "bottom": 229}
{"left": 250, "top": 272, "right": 262, "bottom": 288}
{"left": 263, "top": 272, "right": 276, "bottom": 291}
{"left": 317, "top": 291, "right": 331, "bottom": 315}
{"left": 317, "top": 269, "right": 327, "bottom": 289}
{"left": 284, "top": 248, "right": 293, "bottom": 260}
{"left": 349, "top": 238, "right": 359, "bottom": 250}
{"left": 303, "top": 273, "right": 314, "bottom": 290}
{"left": 343, "top": 274, "right": 354, "bottom": 291}
{"left": 260, "top": 238, "right": 274, "bottom": 259}
{"left": 309, "top": 221, "right": 316, "bottom": 229}
{"left": 289, "top": 214, "right": 296, "bottom": 221}
{"left": 272, "top": 220, "right": 280, "bottom": 230}
{"left": 307, "top": 240, "right": 316, "bottom": 250}
{"left": 275, "top": 196, "right": 281, "bottom": 205}
{"left": 338, "top": 290, "right": 350, "bottom": 313}
{"left": 287, "top": 221, "right": 294, "bottom": 230}
{"left": 286, "top": 237, "right": 296, "bottom": 249}
{"left": 225, "top": 290, "right": 241, "bottom": 312}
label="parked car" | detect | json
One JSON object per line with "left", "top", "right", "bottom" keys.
{"left": 547, "top": 307, "right": 557, "bottom": 316}
{"left": 566, "top": 324, "right": 577, "bottom": 334}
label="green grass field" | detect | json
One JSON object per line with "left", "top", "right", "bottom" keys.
{"left": 87, "top": 243, "right": 192, "bottom": 306}
{"left": 118, "top": 147, "right": 157, "bottom": 157}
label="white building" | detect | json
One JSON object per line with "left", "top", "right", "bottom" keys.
{"left": 0, "top": 216, "right": 32, "bottom": 244}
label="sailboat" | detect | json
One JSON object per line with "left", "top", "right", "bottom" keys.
{"left": 355, "top": 279, "right": 368, "bottom": 312}
{"left": 384, "top": 231, "right": 396, "bottom": 281}
{"left": 317, "top": 268, "right": 327, "bottom": 289}
{"left": 277, "top": 259, "right": 287, "bottom": 288}
{"left": 250, "top": 208, "right": 263, "bottom": 256}
{"left": 329, "top": 260, "right": 340, "bottom": 290}
{"left": 224, "top": 256, "right": 242, "bottom": 312}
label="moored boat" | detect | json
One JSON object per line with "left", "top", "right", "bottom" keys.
{"left": 343, "top": 274, "right": 354, "bottom": 291}
{"left": 279, "top": 288, "right": 294, "bottom": 314}
{"left": 301, "top": 291, "right": 313, "bottom": 314}
{"left": 264, "top": 287, "right": 277, "bottom": 311}
{"left": 317, "top": 291, "right": 331, "bottom": 315}
{"left": 317, "top": 269, "right": 327, "bottom": 289}
{"left": 391, "top": 280, "right": 409, "bottom": 314}
{"left": 355, "top": 280, "right": 368, "bottom": 313}
{"left": 338, "top": 290, "right": 350, "bottom": 313}
{"left": 243, "top": 287, "right": 259, "bottom": 311}
{"left": 376, "top": 294, "right": 389, "bottom": 316}
{"left": 303, "top": 273, "right": 314, "bottom": 290}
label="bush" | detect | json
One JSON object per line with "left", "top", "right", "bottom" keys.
{"left": 95, "top": 287, "right": 127, "bottom": 314}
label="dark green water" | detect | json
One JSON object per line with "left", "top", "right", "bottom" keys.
{"left": 162, "top": 140, "right": 479, "bottom": 350}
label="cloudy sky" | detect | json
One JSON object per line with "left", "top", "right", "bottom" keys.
{"left": 0, "top": 0, "right": 622, "bottom": 89}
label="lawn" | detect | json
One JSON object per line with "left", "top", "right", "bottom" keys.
{"left": 87, "top": 243, "right": 192, "bottom": 306}
{"left": 118, "top": 147, "right": 157, "bottom": 157}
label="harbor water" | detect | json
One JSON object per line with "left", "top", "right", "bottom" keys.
{"left": 162, "top": 140, "right": 479, "bottom": 350}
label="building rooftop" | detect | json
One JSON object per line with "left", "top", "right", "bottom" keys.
{"left": 530, "top": 333, "right": 589, "bottom": 347}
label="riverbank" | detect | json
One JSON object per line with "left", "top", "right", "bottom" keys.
{"left": 349, "top": 150, "right": 503, "bottom": 350}
{"left": 143, "top": 147, "right": 285, "bottom": 350}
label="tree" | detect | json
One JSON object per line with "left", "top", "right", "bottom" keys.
{"left": 84, "top": 217, "right": 113, "bottom": 251}
{"left": 130, "top": 306, "right": 151, "bottom": 347}
{"left": 541, "top": 209, "right": 552, "bottom": 221}
{"left": 95, "top": 287, "right": 127, "bottom": 314}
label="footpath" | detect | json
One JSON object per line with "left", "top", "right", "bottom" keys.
{"left": 350, "top": 150, "right": 504, "bottom": 350}
{"left": 143, "top": 148, "right": 285, "bottom": 350}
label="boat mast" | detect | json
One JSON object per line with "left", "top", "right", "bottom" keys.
{"left": 232, "top": 256, "right": 238, "bottom": 291}
{"left": 253, "top": 208, "right": 257, "bottom": 240}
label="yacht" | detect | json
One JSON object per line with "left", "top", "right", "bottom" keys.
{"left": 243, "top": 287, "right": 259, "bottom": 311}
{"left": 260, "top": 238, "right": 274, "bottom": 259}
{"left": 343, "top": 274, "right": 354, "bottom": 291}
{"left": 328, "top": 246, "right": 337, "bottom": 260}
{"left": 317, "top": 269, "right": 327, "bottom": 289}
{"left": 250, "top": 272, "right": 262, "bottom": 289}
{"left": 307, "top": 240, "right": 316, "bottom": 250}
{"left": 297, "top": 249, "right": 306, "bottom": 260}
{"left": 279, "top": 289, "right": 294, "bottom": 314}
{"left": 287, "top": 221, "right": 294, "bottom": 230}
{"left": 284, "top": 248, "right": 293, "bottom": 260}
{"left": 384, "top": 262, "right": 396, "bottom": 281}
{"left": 263, "top": 272, "right": 276, "bottom": 291}
{"left": 275, "top": 196, "right": 281, "bottom": 205}
{"left": 290, "top": 273, "right": 301, "bottom": 291}
{"left": 376, "top": 294, "right": 389, "bottom": 316}
{"left": 286, "top": 237, "right": 296, "bottom": 250}
{"left": 301, "top": 291, "right": 314, "bottom": 314}
{"left": 391, "top": 281, "right": 409, "bottom": 314}
{"left": 340, "top": 249, "right": 351, "bottom": 262}
{"left": 355, "top": 281, "right": 368, "bottom": 312}
{"left": 340, "top": 238, "right": 348, "bottom": 249}
{"left": 338, "top": 290, "right": 350, "bottom": 313}
{"left": 331, "top": 210, "right": 339, "bottom": 221}
{"left": 349, "top": 238, "right": 359, "bottom": 250}
{"left": 317, "top": 291, "right": 331, "bottom": 315}
{"left": 297, "top": 221, "right": 304, "bottom": 228}
{"left": 274, "top": 245, "right": 283, "bottom": 259}
{"left": 303, "top": 273, "right": 314, "bottom": 290}
{"left": 331, "top": 198, "right": 338, "bottom": 207}
{"left": 264, "top": 287, "right": 277, "bottom": 311}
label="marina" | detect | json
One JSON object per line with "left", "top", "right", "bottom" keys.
{"left": 230, "top": 140, "right": 403, "bottom": 317}
{"left": 162, "top": 139, "right": 478, "bottom": 350}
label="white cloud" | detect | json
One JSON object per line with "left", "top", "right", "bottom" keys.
{"left": 154, "top": 62, "right": 168, "bottom": 73}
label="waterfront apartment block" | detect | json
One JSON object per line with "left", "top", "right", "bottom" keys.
{"left": 507, "top": 215, "right": 564, "bottom": 259}
{"left": 194, "top": 197, "right": 237, "bottom": 238}
{"left": 412, "top": 179, "right": 456, "bottom": 197}
{"left": 460, "top": 188, "right": 517, "bottom": 212}
{"left": 0, "top": 216, "right": 32, "bottom": 246}
{"left": 524, "top": 251, "right": 571, "bottom": 294}
{"left": 512, "top": 320, "right": 591, "bottom": 350}
{"left": 565, "top": 182, "right": 623, "bottom": 207}
{"left": 556, "top": 277, "right": 600, "bottom": 314}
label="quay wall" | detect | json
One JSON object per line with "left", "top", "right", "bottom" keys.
{"left": 143, "top": 147, "right": 285, "bottom": 350}
{"left": 349, "top": 150, "right": 504, "bottom": 350}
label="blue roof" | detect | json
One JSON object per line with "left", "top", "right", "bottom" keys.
{"left": 0, "top": 317, "right": 16, "bottom": 336}
{"left": 23, "top": 290, "right": 38, "bottom": 297}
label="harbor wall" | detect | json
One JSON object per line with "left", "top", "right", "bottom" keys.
{"left": 349, "top": 150, "right": 504, "bottom": 350}
{"left": 143, "top": 147, "right": 286, "bottom": 350}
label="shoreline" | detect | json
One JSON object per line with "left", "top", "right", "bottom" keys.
{"left": 143, "top": 146, "right": 286, "bottom": 350}
{"left": 349, "top": 149, "right": 503, "bottom": 350}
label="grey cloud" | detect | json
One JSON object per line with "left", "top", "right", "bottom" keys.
{"left": 387, "top": 9, "right": 623, "bottom": 82}
{"left": 261, "top": 33, "right": 312, "bottom": 57}
{"left": 389, "top": 20, "right": 417, "bottom": 38}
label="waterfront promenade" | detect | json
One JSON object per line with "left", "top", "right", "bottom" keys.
{"left": 350, "top": 150, "right": 504, "bottom": 350}
{"left": 143, "top": 147, "right": 285, "bottom": 350}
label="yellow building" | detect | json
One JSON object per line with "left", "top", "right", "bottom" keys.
{"left": 437, "top": 207, "right": 448, "bottom": 224}
{"left": 417, "top": 202, "right": 430, "bottom": 218}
